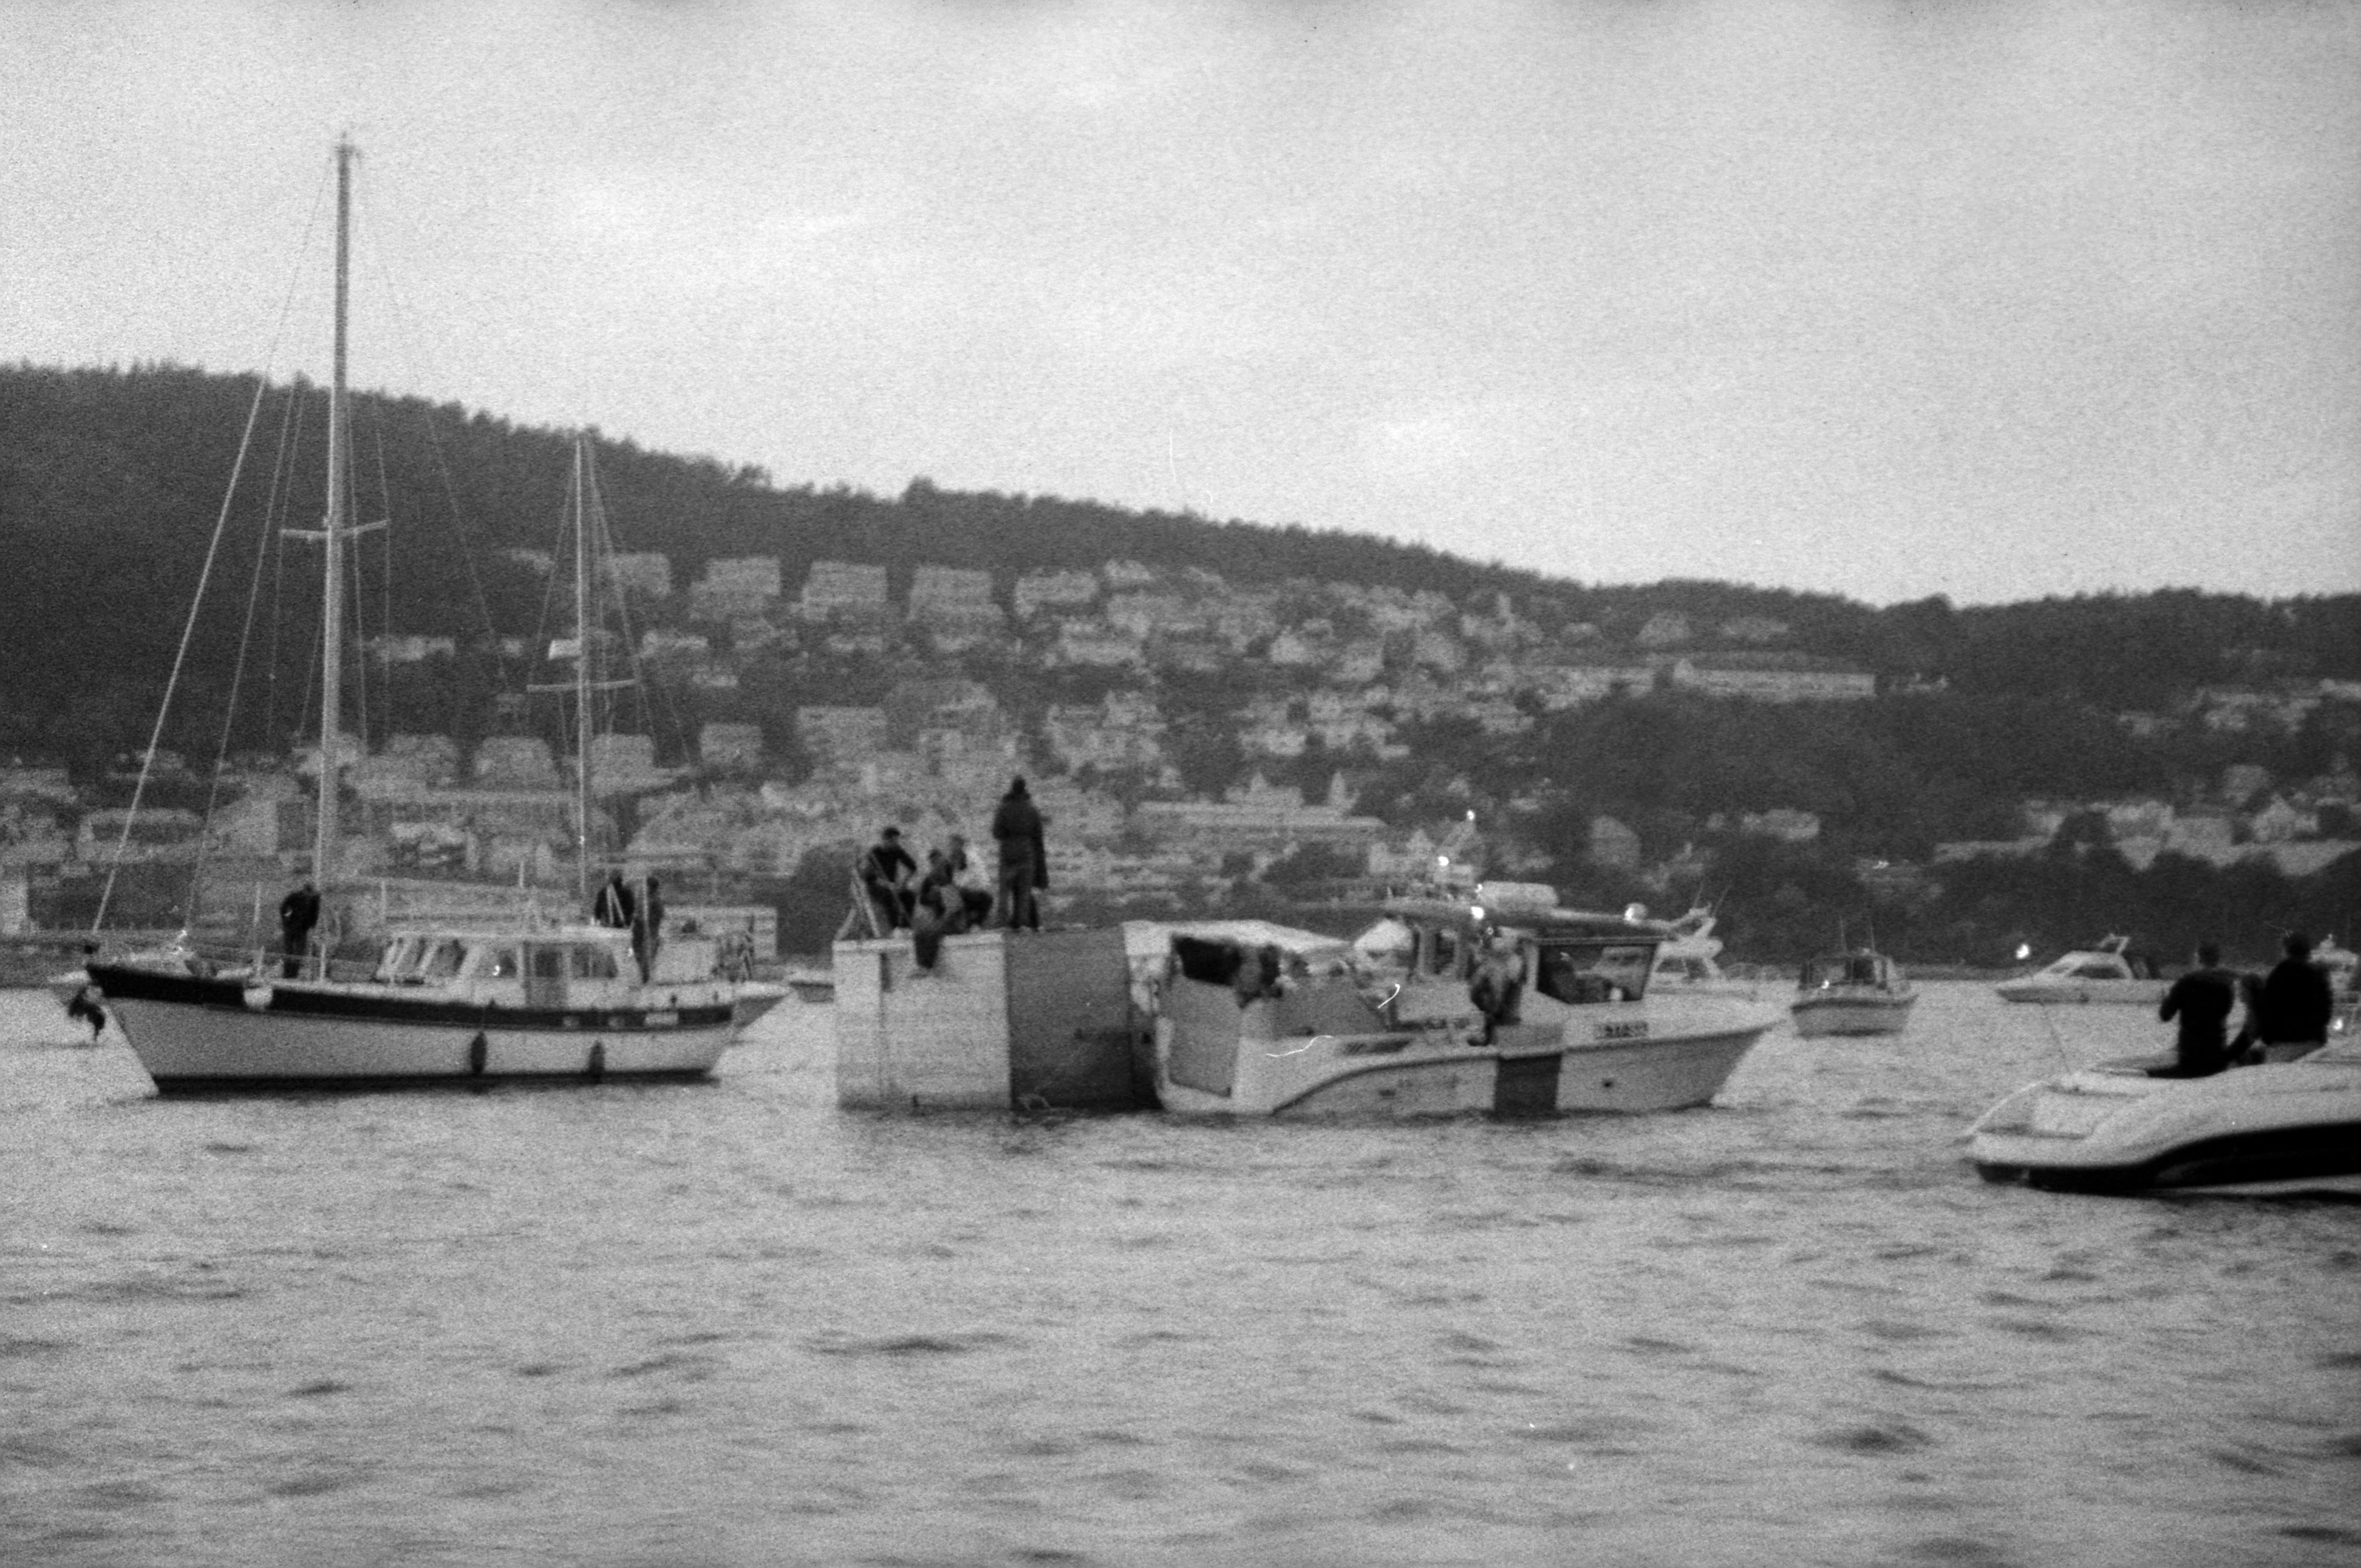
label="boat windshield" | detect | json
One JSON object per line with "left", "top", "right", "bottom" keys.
{"left": 1532, "top": 939, "right": 1655, "bottom": 1005}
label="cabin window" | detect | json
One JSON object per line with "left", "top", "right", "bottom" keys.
{"left": 483, "top": 947, "right": 521, "bottom": 979}
{"left": 1533, "top": 942, "right": 1656, "bottom": 1005}
{"left": 1426, "top": 928, "right": 1461, "bottom": 977}
{"left": 528, "top": 947, "right": 568, "bottom": 981}
{"left": 567, "top": 945, "right": 619, "bottom": 981}
{"left": 375, "top": 936, "right": 425, "bottom": 982}
{"left": 422, "top": 939, "right": 467, "bottom": 980}
{"left": 2072, "top": 962, "right": 2120, "bottom": 979}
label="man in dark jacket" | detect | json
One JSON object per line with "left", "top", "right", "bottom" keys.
{"left": 279, "top": 880, "right": 322, "bottom": 979}
{"left": 2153, "top": 942, "right": 2239, "bottom": 1077}
{"left": 859, "top": 826, "right": 917, "bottom": 933}
{"left": 2254, "top": 931, "right": 2336, "bottom": 1063}
{"left": 990, "top": 776, "right": 1046, "bottom": 931}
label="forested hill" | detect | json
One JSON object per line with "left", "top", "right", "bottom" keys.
{"left": 2, "top": 362, "right": 2356, "bottom": 768}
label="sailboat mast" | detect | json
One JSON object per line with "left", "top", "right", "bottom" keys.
{"left": 574, "top": 434, "right": 594, "bottom": 908}
{"left": 312, "top": 136, "right": 354, "bottom": 886}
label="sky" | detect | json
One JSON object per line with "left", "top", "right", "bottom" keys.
{"left": 5, "top": 0, "right": 2357, "bottom": 608}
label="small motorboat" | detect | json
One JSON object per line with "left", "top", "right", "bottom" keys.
{"left": 1148, "top": 882, "right": 1781, "bottom": 1118}
{"left": 1791, "top": 947, "right": 1916, "bottom": 1037}
{"left": 1965, "top": 1038, "right": 2361, "bottom": 1195}
{"left": 1635, "top": 904, "right": 1760, "bottom": 997}
{"left": 1994, "top": 935, "right": 2171, "bottom": 1006}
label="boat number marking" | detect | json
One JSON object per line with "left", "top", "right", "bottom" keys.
{"left": 1597, "top": 1020, "right": 1649, "bottom": 1041}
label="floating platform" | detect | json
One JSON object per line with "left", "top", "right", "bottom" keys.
{"left": 832, "top": 927, "right": 1151, "bottom": 1112}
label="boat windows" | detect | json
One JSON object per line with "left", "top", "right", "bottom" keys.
{"left": 2072, "top": 962, "right": 2127, "bottom": 980}
{"left": 422, "top": 939, "right": 467, "bottom": 981}
{"left": 528, "top": 946, "right": 568, "bottom": 982}
{"left": 1532, "top": 942, "right": 1656, "bottom": 1005}
{"left": 482, "top": 946, "right": 521, "bottom": 980}
{"left": 1424, "top": 928, "right": 1462, "bottom": 978}
{"left": 567, "top": 944, "right": 620, "bottom": 982}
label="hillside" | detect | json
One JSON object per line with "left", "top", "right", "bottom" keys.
{"left": 3, "top": 361, "right": 2357, "bottom": 779}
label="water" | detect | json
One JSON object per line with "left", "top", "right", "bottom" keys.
{"left": 3, "top": 981, "right": 2355, "bottom": 1567}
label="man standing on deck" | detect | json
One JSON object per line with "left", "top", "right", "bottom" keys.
{"left": 633, "top": 875, "right": 665, "bottom": 983}
{"left": 278, "top": 880, "right": 321, "bottom": 979}
{"left": 2153, "top": 942, "right": 2239, "bottom": 1078}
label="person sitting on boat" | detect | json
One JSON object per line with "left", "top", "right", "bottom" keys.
{"left": 859, "top": 826, "right": 918, "bottom": 933}
{"left": 594, "top": 870, "right": 636, "bottom": 931}
{"left": 278, "top": 880, "right": 322, "bottom": 979}
{"left": 2252, "top": 931, "right": 2336, "bottom": 1064}
{"left": 2152, "top": 942, "right": 2239, "bottom": 1078}
{"left": 943, "top": 833, "right": 995, "bottom": 928}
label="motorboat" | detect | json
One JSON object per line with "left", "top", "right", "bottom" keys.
{"left": 1994, "top": 935, "right": 2171, "bottom": 1006}
{"left": 73, "top": 141, "right": 762, "bottom": 1093}
{"left": 1790, "top": 947, "right": 1917, "bottom": 1037}
{"left": 1148, "top": 882, "right": 1781, "bottom": 1118}
{"left": 1634, "top": 904, "right": 1760, "bottom": 997}
{"left": 1965, "top": 1037, "right": 2361, "bottom": 1195}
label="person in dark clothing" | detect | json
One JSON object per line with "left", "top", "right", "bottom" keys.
{"left": 2253, "top": 931, "right": 2336, "bottom": 1064}
{"left": 859, "top": 826, "right": 918, "bottom": 932}
{"left": 990, "top": 777, "right": 1046, "bottom": 931}
{"left": 593, "top": 870, "right": 636, "bottom": 931}
{"left": 279, "top": 880, "right": 322, "bottom": 979}
{"left": 66, "top": 942, "right": 108, "bottom": 1040}
{"left": 2153, "top": 942, "right": 2240, "bottom": 1078}
{"left": 633, "top": 875, "right": 665, "bottom": 983}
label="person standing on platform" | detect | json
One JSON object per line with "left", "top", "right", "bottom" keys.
{"left": 2153, "top": 942, "right": 2239, "bottom": 1078}
{"left": 991, "top": 776, "right": 1046, "bottom": 932}
{"left": 278, "top": 880, "right": 322, "bottom": 979}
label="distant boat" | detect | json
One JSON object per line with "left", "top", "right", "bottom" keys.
{"left": 1994, "top": 935, "right": 2170, "bottom": 1006}
{"left": 1149, "top": 882, "right": 1781, "bottom": 1117}
{"left": 1790, "top": 946, "right": 1916, "bottom": 1038}
{"left": 77, "top": 140, "right": 760, "bottom": 1093}
{"left": 1633, "top": 904, "right": 1759, "bottom": 997}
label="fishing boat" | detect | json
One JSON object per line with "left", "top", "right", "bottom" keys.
{"left": 1790, "top": 945, "right": 1916, "bottom": 1037}
{"left": 1149, "top": 882, "right": 1780, "bottom": 1117}
{"left": 1993, "top": 935, "right": 2171, "bottom": 1006}
{"left": 1965, "top": 1037, "right": 2361, "bottom": 1195}
{"left": 77, "top": 140, "right": 755, "bottom": 1092}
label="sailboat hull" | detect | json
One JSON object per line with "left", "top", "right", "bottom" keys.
{"left": 91, "top": 964, "right": 732, "bottom": 1093}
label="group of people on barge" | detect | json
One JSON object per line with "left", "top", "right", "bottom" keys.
{"left": 847, "top": 775, "right": 1049, "bottom": 941}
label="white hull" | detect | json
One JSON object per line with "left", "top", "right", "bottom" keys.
{"left": 1994, "top": 977, "right": 2170, "bottom": 1006}
{"left": 111, "top": 993, "right": 729, "bottom": 1088}
{"left": 1967, "top": 1048, "right": 2361, "bottom": 1193}
{"left": 1791, "top": 990, "right": 1916, "bottom": 1037}
{"left": 1156, "top": 985, "right": 1776, "bottom": 1118}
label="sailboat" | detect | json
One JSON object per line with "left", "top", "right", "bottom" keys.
{"left": 79, "top": 140, "right": 756, "bottom": 1092}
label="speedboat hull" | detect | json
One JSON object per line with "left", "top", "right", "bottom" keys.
{"left": 1156, "top": 984, "right": 1777, "bottom": 1118}
{"left": 89, "top": 961, "right": 733, "bottom": 1093}
{"left": 1966, "top": 1052, "right": 2361, "bottom": 1194}
{"left": 1994, "top": 977, "right": 2169, "bottom": 1006}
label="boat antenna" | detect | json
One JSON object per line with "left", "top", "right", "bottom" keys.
{"left": 574, "top": 432, "right": 593, "bottom": 909}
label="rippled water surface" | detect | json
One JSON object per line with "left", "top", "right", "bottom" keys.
{"left": 3, "top": 980, "right": 2356, "bottom": 1567}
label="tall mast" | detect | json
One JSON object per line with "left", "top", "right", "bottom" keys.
{"left": 573, "top": 434, "right": 594, "bottom": 908}
{"left": 311, "top": 136, "right": 354, "bottom": 887}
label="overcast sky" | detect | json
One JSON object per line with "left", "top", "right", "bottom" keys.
{"left": 6, "top": 1, "right": 2356, "bottom": 607}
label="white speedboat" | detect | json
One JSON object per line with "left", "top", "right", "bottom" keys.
{"left": 1994, "top": 935, "right": 2171, "bottom": 1005}
{"left": 1636, "top": 905, "right": 1760, "bottom": 997}
{"left": 1791, "top": 947, "right": 1917, "bottom": 1037}
{"left": 1149, "top": 883, "right": 1780, "bottom": 1118}
{"left": 75, "top": 141, "right": 760, "bottom": 1093}
{"left": 1965, "top": 1038, "right": 2361, "bottom": 1195}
